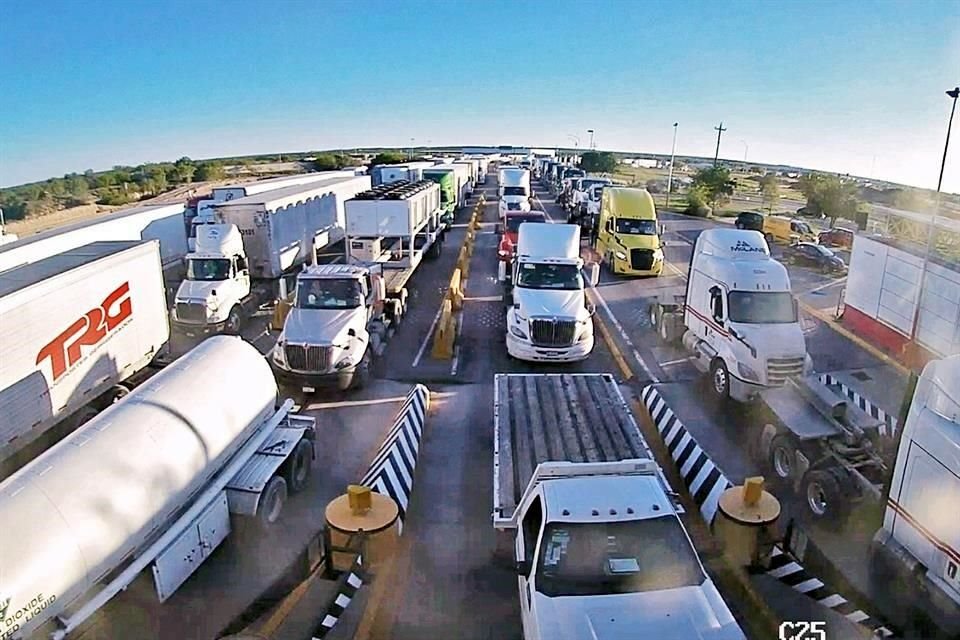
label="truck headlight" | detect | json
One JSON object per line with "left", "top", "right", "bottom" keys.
{"left": 335, "top": 358, "right": 355, "bottom": 370}
{"left": 738, "top": 361, "right": 760, "bottom": 382}
{"left": 510, "top": 324, "right": 528, "bottom": 340}
{"left": 272, "top": 341, "right": 287, "bottom": 365}
{"left": 615, "top": 251, "right": 627, "bottom": 261}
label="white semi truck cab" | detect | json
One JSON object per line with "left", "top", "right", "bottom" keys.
{"left": 652, "top": 228, "right": 811, "bottom": 402}
{"left": 494, "top": 373, "right": 745, "bottom": 640}
{"left": 499, "top": 167, "right": 533, "bottom": 219}
{"left": 503, "top": 223, "right": 599, "bottom": 363}
{"left": 871, "top": 355, "right": 960, "bottom": 636}
{"left": 271, "top": 263, "right": 396, "bottom": 393}
{"left": 172, "top": 224, "right": 253, "bottom": 336}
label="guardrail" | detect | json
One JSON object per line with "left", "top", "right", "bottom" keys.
{"left": 432, "top": 196, "right": 484, "bottom": 360}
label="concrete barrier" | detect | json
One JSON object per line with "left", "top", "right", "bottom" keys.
{"left": 448, "top": 268, "right": 464, "bottom": 311}
{"left": 430, "top": 299, "right": 455, "bottom": 360}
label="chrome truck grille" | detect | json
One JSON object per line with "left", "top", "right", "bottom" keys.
{"left": 530, "top": 318, "right": 577, "bottom": 347}
{"left": 284, "top": 345, "right": 333, "bottom": 372}
{"left": 630, "top": 249, "right": 654, "bottom": 270}
{"left": 175, "top": 302, "right": 206, "bottom": 323}
{"left": 767, "top": 357, "right": 806, "bottom": 386}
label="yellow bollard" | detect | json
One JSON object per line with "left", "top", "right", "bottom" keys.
{"left": 713, "top": 476, "right": 781, "bottom": 569}
{"left": 448, "top": 269, "right": 464, "bottom": 310}
{"left": 431, "top": 299, "right": 455, "bottom": 359}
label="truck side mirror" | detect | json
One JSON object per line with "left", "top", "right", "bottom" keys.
{"left": 515, "top": 559, "right": 531, "bottom": 575}
{"left": 374, "top": 276, "right": 386, "bottom": 302}
{"left": 659, "top": 224, "right": 665, "bottom": 236}
{"left": 587, "top": 263, "right": 600, "bottom": 287}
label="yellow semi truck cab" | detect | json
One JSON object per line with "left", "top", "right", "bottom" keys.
{"left": 594, "top": 187, "right": 664, "bottom": 276}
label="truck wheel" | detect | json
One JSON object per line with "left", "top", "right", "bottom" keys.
{"left": 769, "top": 434, "right": 797, "bottom": 481}
{"left": 802, "top": 469, "right": 842, "bottom": 522}
{"left": 257, "top": 476, "right": 288, "bottom": 526}
{"left": 225, "top": 306, "right": 242, "bottom": 335}
{"left": 352, "top": 349, "right": 372, "bottom": 390}
{"left": 284, "top": 439, "right": 314, "bottom": 493}
{"left": 709, "top": 359, "right": 730, "bottom": 400}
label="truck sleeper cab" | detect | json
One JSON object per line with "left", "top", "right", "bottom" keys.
{"left": 497, "top": 210, "right": 548, "bottom": 266}
{"left": 594, "top": 187, "right": 664, "bottom": 276}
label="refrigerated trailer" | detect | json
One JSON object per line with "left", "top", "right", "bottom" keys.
{"left": 0, "top": 336, "right": 315, "bottom": 640}
{"left": 0, "top": 241, "right": 170, "bottom": 480}
{"left": 0, "top": 203, "right": 187, "bottom": 280}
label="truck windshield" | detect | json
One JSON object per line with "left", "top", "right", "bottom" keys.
{"left": 615, "top": 219, "right": 657, "bottom": 235}
{"left": 507, "top": 214, "right": 547, "bottom": 232}
{"left": 503, "top": 186, "right": 527, "bottom": 196}
{"left": 296, "top": 278, "right": 362, "bottom": 310}
{"left": 187, "top": 258, "right": 230, "bottom": 281}
{"left": 728, "top": 291, "right": 797, "bottom": 324}
{"left": 516, "top": 263, "right": 582, "bottom": 290}
{"left": 536, "top": 517, "right": 706, "bottom": 597}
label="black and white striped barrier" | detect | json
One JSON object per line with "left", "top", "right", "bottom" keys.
{"left": 359, "top": 383, "right": 430, "bottom": 530}
{"left": 640, "top": 384, "right": 895, "bottom": 638}
{"left": 818, "top": 373, "right": 898, "bottom": 437}
{"left": 312, "top": 556, "right": 364, "bottom": 639}
{"left": 311, "top": 384, "right": 430, "bottom": 638}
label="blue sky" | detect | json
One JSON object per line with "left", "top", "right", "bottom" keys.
{"left": 1, "top": 0, "right": 958, "bottom": 191}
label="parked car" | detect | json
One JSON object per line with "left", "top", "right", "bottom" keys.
{"left": 819, "top": 227, "right": 854, "bottom": 249}
{"left": 783, "top": 242, "right": 847, "bottom": 274}
{"left": 734, "top": 211, "right": 765, "bottom": 232}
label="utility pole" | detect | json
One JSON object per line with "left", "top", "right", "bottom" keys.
{"left": 587, "top": 129, "right": 595, "bottom": 150}
{"left": 666, "top": 122, "right": 678, "bottom": 210}
{"left": 713, "top": 122, "right": 727, "bottom": 166}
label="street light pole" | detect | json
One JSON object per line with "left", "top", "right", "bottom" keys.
{"left": 587, "top": 129, "right": 595, "bottom": 150}
{"left": 713, "top": 122, "right": 727, "bottom": 166}
{"left": 909, "top": 86, "right": 959, "bottom": 353}
{"left": 666, "top": 122, "right": 678, "bottom": 209}
{"left": 740, "top": 139, "right": 749, "bottom": 163}
{"left": 937, "top": 87, "right": 959, "bottom": 193}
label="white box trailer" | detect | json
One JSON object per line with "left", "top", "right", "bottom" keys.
{"left": 0, "top": 241, "right": 170, "bottom": 477}
{"left": 0, "top": 203, "right": 187, "bottom": 278}
{"left": 373, "top": 162, "right": 435, "bottom": 186}
{"left": 189, "top": 171, "right": 363, "bottom": 249}
{"left": 212, "top": 175, "right": 371, "bottom": 279}
{"left": 0, "top": 336, "right": 316, "bottom": 640}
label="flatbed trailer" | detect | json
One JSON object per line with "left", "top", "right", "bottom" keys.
{"left": 493, "top": 373, "right": 679, "bottom": 527}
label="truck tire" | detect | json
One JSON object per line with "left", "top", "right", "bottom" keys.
{"left": 801, "top": 469, "right": 843, "bottom": 524}
{"left": 284, "top": 439, "right": 314, "bottom": 494}
{"left": 709, "top": 359, "right": 731, "bottom": 401}
{"left": 257, "top": 476, "right": 288, "bottom": 526}
{"left": 769, "top": 434, "right": 797, "bottom": 481}
{"left": 225, "top": 306, "right": 242, "bottom": 335}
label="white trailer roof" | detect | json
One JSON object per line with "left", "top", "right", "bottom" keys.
{"left": 0, "top": 203, "right": 183, "bottom": 255}
{"left": 214, "top": 175, "right": 370, "bottom": 209}
{"left": 0, "top": 240, "right": 146, "bottom": 298}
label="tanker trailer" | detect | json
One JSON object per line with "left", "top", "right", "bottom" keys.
{"left": 0, "top": 336, "right": 316, "bottom": 640}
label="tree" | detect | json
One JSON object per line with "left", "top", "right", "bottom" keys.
{"left": 689, "top": 166, "right": 736, "bottom": 214}
{"left": 314, "top": 154, "right": 344, "bottom": 171}
{"left": 369, "top": 151, "right": 407, "bottom": 166}
{"left": 195, "top": 161, "right": 225, "bottom": 182}
{"left": 578, "top": 151, "right": 618, "bottom": 174}
{"left": 174, "top": 157, "right": 197, "bottom": 183}
{"left": 758, "top": 174, "right": 780, "bottom": 212}
{"left": 797, "top": 173, "right": 860, "bottom": 226}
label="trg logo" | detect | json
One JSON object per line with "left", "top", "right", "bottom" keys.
{"left": 36, "top": 282, "right": 133, "bottom": 381}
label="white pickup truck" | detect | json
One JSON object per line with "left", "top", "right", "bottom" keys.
{"left": 493, "top": 373, "right": 745, "bottom": 640}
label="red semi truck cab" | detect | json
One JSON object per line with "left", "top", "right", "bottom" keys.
{"left": 498, "top": 210, "right": 548, "bottom": 261}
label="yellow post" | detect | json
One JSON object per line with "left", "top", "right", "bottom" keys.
{"left": 448, "top": 269, "right": 463, "bottom": 310}
{"left": 431, "top": 299, "right": 454, "bottom": 359}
